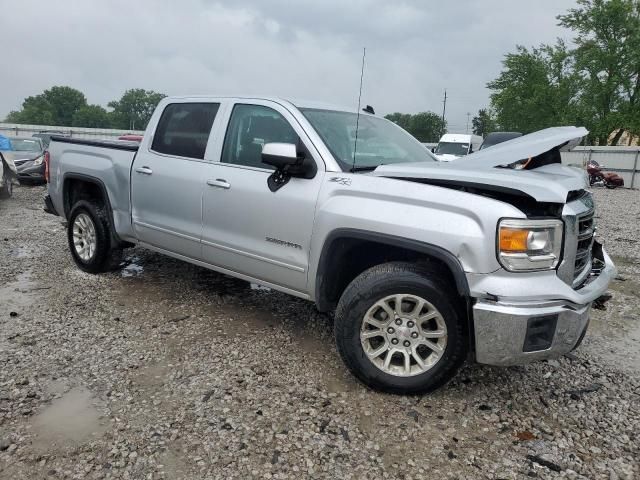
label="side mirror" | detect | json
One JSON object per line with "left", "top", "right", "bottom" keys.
{"left": 261, "top": 143, "right": 298, "bottom": 170}
{"left": 431, "top": 147, "right": 436, "bottom": 153}
{"left": 261, "top": 142, "right": 316, "bottom": 192}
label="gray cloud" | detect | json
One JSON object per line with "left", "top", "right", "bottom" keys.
{"left": 3, "top": 0, "right": 577, "bottom": 131}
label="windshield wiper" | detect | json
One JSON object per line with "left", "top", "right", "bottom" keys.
{"left": 350, "top": 165, "right": 381, "bottom": 172}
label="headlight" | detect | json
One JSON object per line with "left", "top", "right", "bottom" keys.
{"left": 497, "top": 218, "right": 563, "bottom": 271}
{"left": 33, "top": 156, "right": 44, "bottom": 165}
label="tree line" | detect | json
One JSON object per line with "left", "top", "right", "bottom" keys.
{"left": 4, "top": 86, "right": 166, "bottom": 131}
{"left": 475, "top": 0, "right": 640, "bottom": 145}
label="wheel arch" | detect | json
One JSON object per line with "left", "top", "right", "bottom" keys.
{"left": 314, "top": 228, "right": 470, "bottom": 313}
{"left": 62, "top": 173, "right": 127, "bottom": 246}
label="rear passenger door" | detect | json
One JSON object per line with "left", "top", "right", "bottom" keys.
{"left": 131, "top": 101, "right": 220, "bottom": 259}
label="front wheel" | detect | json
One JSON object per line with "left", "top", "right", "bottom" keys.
{"left": 334, "top": 262, "right": 467, "bottom": 394}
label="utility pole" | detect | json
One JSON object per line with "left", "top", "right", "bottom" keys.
{"left": 466, "top": 112, "right": 471, "bottom": 134}
{"left": 441, "top": 89, "right": 447, "bottom": 136}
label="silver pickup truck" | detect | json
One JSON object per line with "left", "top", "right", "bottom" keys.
{"left": 45, "top": 96, "right": 616, "bottom": 394}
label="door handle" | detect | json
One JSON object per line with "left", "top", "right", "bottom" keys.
{"left": 207, "top": 178, "right": 231, "bottom": 189}
{"left": 135, "top": 166, "right": 153, "bottom": 175}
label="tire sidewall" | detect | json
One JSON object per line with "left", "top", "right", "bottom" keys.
{"left": 67, "top": 200, "right": 111, "bottom": 273}
{"left": 335, "top": 265, "right": 465, "bottom": 394}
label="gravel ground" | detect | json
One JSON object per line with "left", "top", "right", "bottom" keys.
{"left": 0, "top": 185, "right": 638, "bottom": 480}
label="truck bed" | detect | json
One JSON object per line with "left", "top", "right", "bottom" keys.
{"left": 47, "top": 135, "right": 140, "bottom": 241}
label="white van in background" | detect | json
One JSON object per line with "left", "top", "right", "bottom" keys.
{"left": 433, "top": 133, "right": 483, "bottom": 161}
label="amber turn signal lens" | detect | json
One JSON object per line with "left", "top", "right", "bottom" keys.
{"left": 499, "top": 228, "right": 529, "bottom": 252}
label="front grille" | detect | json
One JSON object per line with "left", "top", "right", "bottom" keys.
{"left": 574, "top": 210, "right": 595, "bottom": 281}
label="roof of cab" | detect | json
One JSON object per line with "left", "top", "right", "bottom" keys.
{"left": 161, "top": 95, "right": 365, "bottom": 115}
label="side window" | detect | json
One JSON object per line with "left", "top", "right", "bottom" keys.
{"left": 151, "top": 103, "right": 219, "bottom": 159}
{"left": 221, "top": 104, "right": 298, "bottom": 169}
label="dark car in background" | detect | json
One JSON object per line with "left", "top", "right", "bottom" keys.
{"left": 32, "top": 131, "right": 71, "bottom": 149}
{"left": 4, "top": 137, "right": 47, "bottom": 184}
{"left": 479, "top": 131, "right": 523, "bottom": 150}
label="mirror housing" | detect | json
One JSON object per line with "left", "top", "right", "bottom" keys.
{"left": 261, "top": 142, "right": 316, "bottom": 192}
{"left": 261, "top": 143, "right": 298, "bottom": 170}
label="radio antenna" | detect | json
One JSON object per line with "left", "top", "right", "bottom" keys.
{"left": 352, "top": 47, "right": 366, "bottom": 171}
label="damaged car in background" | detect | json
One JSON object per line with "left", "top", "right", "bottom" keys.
{"left": 44, "top": 97, "right": 616, "bottom": 394}
{"left": 4, "top": 137, "right": 47, "bottom": 184}
{"left": 0, "top": 152, "right": 18, "bottom": 199}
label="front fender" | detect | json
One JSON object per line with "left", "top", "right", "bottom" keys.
{"left": 307, "top": 174, "right": 526, "bottom": 301}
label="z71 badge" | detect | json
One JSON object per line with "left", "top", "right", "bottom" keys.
{"left": 329, "top": 177, "right": 352, "bottom": 186}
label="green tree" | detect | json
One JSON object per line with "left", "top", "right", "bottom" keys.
{"left": 472, "top": 108, "right": 497, "bottom": 136}
{"left": 108, "top": 89, "right": 166, "bottom": 130}
{"left": 558, "top": 0, "right": 640, "bottom": 145}
{"left": 385, "top": 111, "right": 446, "bottom": 142}
{"left": 488, "top": 42, "right": 579, "bottom": 134}
{"left": 72, "top": 104, "right": 111, "bottom": 128}
{"left": 489, "top": 0, "right": 640, "bottom": 145}
{"left": 5, "top": 86, "right": 87, "bottom": 126}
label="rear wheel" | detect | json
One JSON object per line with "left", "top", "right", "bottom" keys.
{"left": 67, "top": 200, "right": 122, "bottom": 273}
{"left": 334, "top": 262, "right": 467, "bottom": 394}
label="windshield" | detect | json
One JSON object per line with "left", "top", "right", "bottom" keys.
{"left": 300, "top": 108, "right": 436, "bottom": 171}
{"left": 434, "top": 142, "right": 469, "bottom": 156}
{"left": 10, "top": 138, "right": 42, "bottom": 152}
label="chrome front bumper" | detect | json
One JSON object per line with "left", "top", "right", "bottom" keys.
{"left": 472, "top": 246, "right": 616, "bottom": 366}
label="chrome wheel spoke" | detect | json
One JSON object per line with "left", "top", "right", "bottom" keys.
{"left": 361, "top": 329, "right": 384, "bottom": 339}
{"left": 383, "top": 349, "right": 394, "bottom": 370}
{"left": 378, "top": 301, "right": 395, "bottom": 321}
{"left": 418, "top": 310, "right": 439, "bottom": 322}
{"left": 412, "top": 349, "right": 426, "bottom": 369}
{"left": 364, "top": 315, "right": 386, "bottom": 330}
{"left": 366, "top": 343, "right": 388, "bottom": 359}
{"left": 394, "top": 295, "right": 405, "bottom": 314}
{"left": 411, "top": 298, "right": 426, "bottom": 318}
{"left": 422, "top": 329, "right": 446, "bottom": 339}
{"left": 421, "top": 339, "right": 444, "bottom": 355}
{"left": 402, "top": 351, "right": 411, "bottom": 375}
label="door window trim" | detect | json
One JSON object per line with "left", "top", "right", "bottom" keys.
{"left": 148, "top": 101, "right": 221, "bottom": 163}
{"left": 214, "top": 101, "right": 324, "bottom": 174}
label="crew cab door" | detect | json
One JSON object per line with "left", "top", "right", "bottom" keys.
{"left": 131, "top": 101, "right": 221, "bottom": 259}
{"left": 201, "top": 101, "right": 324, "bottom": 293}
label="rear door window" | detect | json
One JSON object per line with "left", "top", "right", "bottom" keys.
{"left": 151, "top": 103, "right": 220, "bottom": 159}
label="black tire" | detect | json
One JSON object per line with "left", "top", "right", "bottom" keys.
{"left": 0, "top": 174, "right": 12, "bottom": 199}
{"left": 334, "top": 262, "right": 467, "bottom": 394}
{"left": 604, "top": 181, "right": 617, "bottom": 189}
{"left": 67, "top": 199, "right": 122, "bottom": 273}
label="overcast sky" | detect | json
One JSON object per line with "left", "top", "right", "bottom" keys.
{"left": 3, "top": 0, "right": 578, "bottom": 132}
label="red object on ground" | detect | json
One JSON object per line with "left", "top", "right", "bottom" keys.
{"left": 587, "top": 161, "right": 624, "bottom": 188}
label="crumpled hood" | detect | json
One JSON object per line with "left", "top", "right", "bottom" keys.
{"left": 1, "top": 150, "right": 42, "bottom": 165}
{"left": 373, "top": 127, "right": 589, "bottom": 203}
